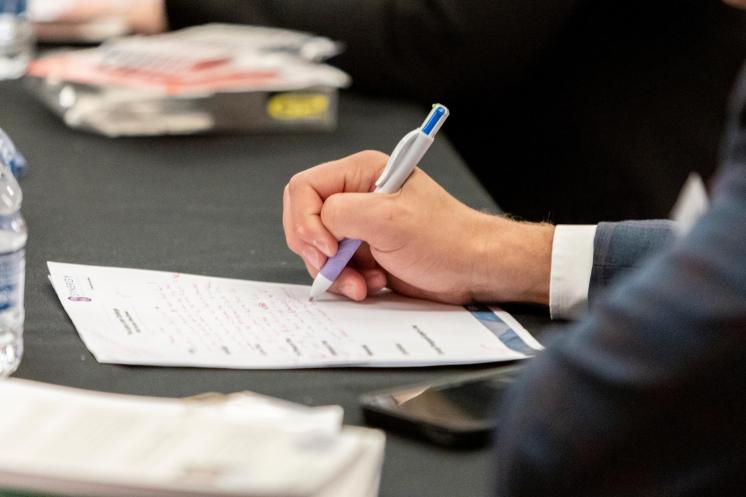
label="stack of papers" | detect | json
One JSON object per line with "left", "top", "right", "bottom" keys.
{"left": 0, "top": 379, "right": 384, "bottom": 497}
{"left": 25, "top": 24, "right": 350, "bottom": 136}
{"left": 48, "top": 262, "right": 542, "bottom": 369}
{"left": 28, "top": 25, "right": 349, "bottom": 95}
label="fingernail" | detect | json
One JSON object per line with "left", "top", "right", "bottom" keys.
{"left": 302, "top": 247, "right": 321, "bottom": 269}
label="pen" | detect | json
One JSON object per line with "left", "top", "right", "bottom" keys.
{"left": 309, "top": 103, "right": 450, "bottom": 300}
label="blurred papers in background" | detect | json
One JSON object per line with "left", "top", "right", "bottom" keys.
{"left": 0, "top": 379, "right": 384, "bottom": 497}
{"left": 25, "top": 24, "right": 350, "bottom": 137}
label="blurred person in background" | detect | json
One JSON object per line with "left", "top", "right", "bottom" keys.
{"left": 164, "top": 1, "right": 746, "bottom": 226}
{"left": 30, "top": 0, "right": 746, "bottom": 224}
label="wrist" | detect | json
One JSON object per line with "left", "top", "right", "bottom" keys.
{"left": 468, "top": 214, "right": 554, "bottom": 305}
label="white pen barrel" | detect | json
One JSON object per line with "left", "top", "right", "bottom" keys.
{"left": 376, "top": 133, "right": 434, "bottom": 194}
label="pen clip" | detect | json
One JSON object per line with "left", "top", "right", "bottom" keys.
{"left": 375, "top": 129, "right": 419, "bottom": 189}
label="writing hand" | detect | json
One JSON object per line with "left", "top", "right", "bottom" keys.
{"left": 283, "top": 151, "right": 554, "bottom": 304}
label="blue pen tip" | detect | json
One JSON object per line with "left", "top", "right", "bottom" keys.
{"left": 422, "top": 104, "right": 448, "bottom": 136}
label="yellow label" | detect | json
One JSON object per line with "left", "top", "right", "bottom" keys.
{"left": 267, "top": 94, "right": 330, "bottom": 120}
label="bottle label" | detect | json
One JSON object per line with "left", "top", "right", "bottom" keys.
{"left": 0, "top": 248, "right": 24, "bottom": 312}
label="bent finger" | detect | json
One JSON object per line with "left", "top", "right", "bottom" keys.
{"left": 361, "top": 267, "right": 388, "bottom": 294}
{"left": 328, "top": 266, "right": 368, "bottom": 301}
{"left": 286, "top": 151, "right": 389, "bottom": 256}
{"left": 286, "top": 176, "right": 337, "bottom": 257}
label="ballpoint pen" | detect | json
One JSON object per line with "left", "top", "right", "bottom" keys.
{"left": 309, "top": 103, "right": 450, "bottom": 300}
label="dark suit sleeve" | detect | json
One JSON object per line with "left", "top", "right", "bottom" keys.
{"left": 493, "top": 165, "right": 746, "bottom": 496}
{"left": 163, "top": 0, "right": 582, "bottom": 100}
{"left": 589, "top": 220, "right": 677, "bottom": 302}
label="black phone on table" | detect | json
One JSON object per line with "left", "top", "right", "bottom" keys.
{"left": 360, "top": 366, "right": 524, "bottom": 448}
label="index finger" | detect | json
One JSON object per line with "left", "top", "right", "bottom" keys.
{"left": 285, "top": 150, "right": 388, "bottom": 256}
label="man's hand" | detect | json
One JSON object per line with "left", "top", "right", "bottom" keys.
{"left": 283, "top": 150, "right": 554, "bottom": 304}
{"left": 30, "top": 0, "right": 166, "bottom": 41}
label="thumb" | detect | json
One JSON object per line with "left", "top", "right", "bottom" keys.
{"left": 321, "top": 192, "right": 406, "bottom": 251}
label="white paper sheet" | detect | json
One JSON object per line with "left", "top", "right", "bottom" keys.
{"left": 48, "top": 262, "right": 542, "bottom": 369}
{"left": 0, "top": 379, "right": 383, "bottom": 497}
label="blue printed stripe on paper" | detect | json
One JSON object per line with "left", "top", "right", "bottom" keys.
{"left": 465, "top": 305, "right": 539, "bottom": 356}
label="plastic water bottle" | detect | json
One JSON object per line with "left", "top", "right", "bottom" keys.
{"left": 0, "top": 0, "right": 33, "bottom": 80}
{"left": 0, "top": 127, "right": 27, "bottom": 178}
{"left": 0, "top": 157, "right": 26, "bottom": 377}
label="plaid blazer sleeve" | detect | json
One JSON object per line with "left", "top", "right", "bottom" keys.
{"left": 589, "top": 220, "right": 677, "bottom": 303}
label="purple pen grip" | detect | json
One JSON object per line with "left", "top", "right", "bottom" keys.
{"left": 320, "top": 238, "right": 362, "bottom": 281}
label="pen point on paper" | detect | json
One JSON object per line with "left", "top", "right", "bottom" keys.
{"left": 308, "top": 296, "right": 314, "bottom": 302}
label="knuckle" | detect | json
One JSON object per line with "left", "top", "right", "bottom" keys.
{"left": 284, "top": 231, "right": 302, "bottom": 253}
{"left": 285, "top": 237, "right": 298, "bottom": 253}
{"left": 295, "top": 223, "right": 309, "bottom": 240}
{"left": 287, "top": 172, "right": 306, "bottom": 194}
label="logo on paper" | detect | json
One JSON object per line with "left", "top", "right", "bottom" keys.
{"left": 64, "top": 275, "right": 92, "bottom": 302}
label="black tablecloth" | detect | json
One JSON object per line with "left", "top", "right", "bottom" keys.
{"left": 1, "top": 80, "right": 550, "bottom": 497}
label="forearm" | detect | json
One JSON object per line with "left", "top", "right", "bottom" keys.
{"left": 445, "top": 214, "right": 678, "bottom": 314}
{"left": 470, "top": 215, "right": 554, "bottom": 305}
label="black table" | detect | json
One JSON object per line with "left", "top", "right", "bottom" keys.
{"left": 1, "top": 80, "right": 551, "bottom": 497}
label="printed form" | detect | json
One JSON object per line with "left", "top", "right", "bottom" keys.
{"left": 48, "top": 262, "right": 542, "bottom": 369}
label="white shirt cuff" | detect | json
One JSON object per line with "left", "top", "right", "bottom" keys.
{"left": 549, "top": 225, "right": 597, "bottom": 320}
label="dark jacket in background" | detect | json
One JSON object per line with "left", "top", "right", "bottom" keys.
{"left": 165, "top": 1, "right": 746, "bottom": 223}
{"left": 491, "top": 66, "right": 746, "bottom": 495}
